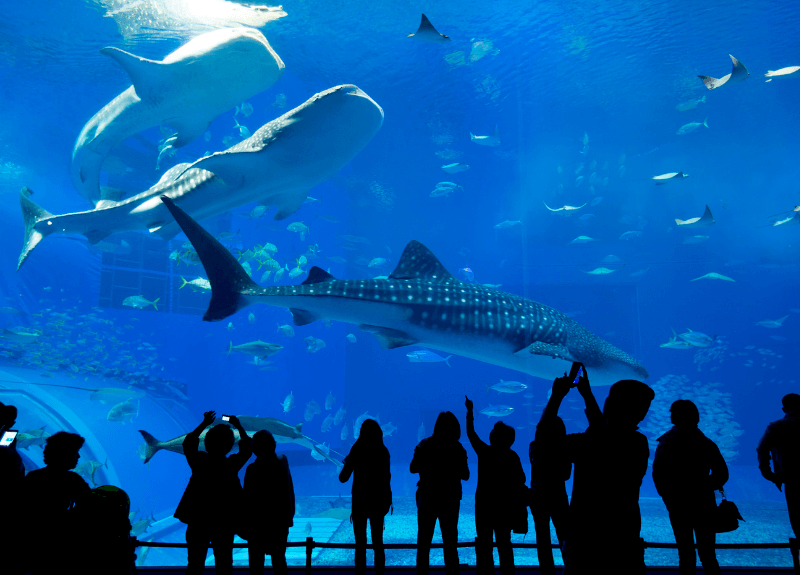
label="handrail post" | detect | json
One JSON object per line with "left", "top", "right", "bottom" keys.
{"left": 790, "top": 537, "right": 799, "bottom": 574}
{"left": 306, "top": 536, "right": 314, "bottom": 575}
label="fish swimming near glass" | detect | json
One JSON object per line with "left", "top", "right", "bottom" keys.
{"left": 18, "top": 84, "right": 383, "bottom": 271}
{"left": 71, "top": 28, "right": 285, "bottom": 205}
{"left": 160, "top": 196, "right": 648, "bottom": 387}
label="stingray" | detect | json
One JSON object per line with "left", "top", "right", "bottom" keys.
{"left": 18, "top": 85, "right": 384, "bottom": 271}
{"left": 470, "top": 125, "right": 500, "bottom": 146}
{"left": 71, "top": 28, "right": 285, "bottom": 206}
{"left": 691, "top": 272, "right": 735, "bottom": 282}
{"left": 652, "top": 172, "right": 688, "bottom": 185}
{"left": 698, "top": 54, "right": 749, "bottom": 90}
{"left": 544, "top": 202, "right": 587, "bottom": 215}
{"left": 675, "top": 205, "right": 715, "bottom": 228}
{"left": 407, "top": 14, "right": 450, "bottom": 43}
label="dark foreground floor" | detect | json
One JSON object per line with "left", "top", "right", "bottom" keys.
{"left": 134, "top": 568, "right": 795, "bottom": 574}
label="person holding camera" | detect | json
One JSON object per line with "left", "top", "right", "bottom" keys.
{"left": 0, "top": 401, "right": 24, "bottom": 575}
{"left": 174, "top": 411, "right": 253, "bottom": 575}
{"left": 465, "top": 395, "right": 526, "bottom": 575}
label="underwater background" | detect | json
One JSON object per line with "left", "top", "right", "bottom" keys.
{"left": 1, "top": 0, "right": 799, "bottom": 567}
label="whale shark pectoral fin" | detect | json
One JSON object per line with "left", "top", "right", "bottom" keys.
{"left": 359, "top": 325, "right": 418, "bottom": 349}
{"left": 517, "top": 341, "right": 574, "bottom": 361}
{"left": 273, "top": 192, "right": 309, "bottom": 221}
{"left": 289, "top": 309, "right": 320, "bottom": 326}
{"left": 167, "top": 117, "right": 211, "bottom": 148}
{"left": 389, "top": 241, "right": 456, "bottom": 283}
{"left": 100, "top": 47, "right": 166, "bottom": 99}
{"left": 85, "top": 230, "right": 112, "bottom": 245}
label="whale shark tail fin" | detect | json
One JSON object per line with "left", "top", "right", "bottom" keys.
{"left": 18, "top": 187, "right": 54, "bottom": 271}
{"left": 159, "top": 196, "right": 259, "bottom": 322}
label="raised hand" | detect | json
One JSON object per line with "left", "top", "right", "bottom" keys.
{"left": 202, "top": 410, "right": 217, "bottom": 425}
{"left": 465, "top": 395, "right": 474, "bottom": 412}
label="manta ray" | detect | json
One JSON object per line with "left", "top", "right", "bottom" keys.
{"left": 544, "top": 202, "right": 587, "bottom": 215}
{"left": 698, "top": 54, "right": 749, "bottom": 90}
{"left": 160, "top": 196, "right": 648, "bottom": 387}
{"left": 675, "top": 205, "right": 715, "bottom": 228}
{"left": 18, "top": 85, "right": 383, "bottom": 271}
{"left": 71, "top": 28, "right": 285, "bottom": 205}
{"left": 407, "top": 14, "right": 450, "bottom": 43}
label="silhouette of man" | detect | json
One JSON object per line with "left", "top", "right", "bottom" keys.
{"left": 757, "top": 393, "right": 800, "bottom": 536}
{"left": 653, "top": 399, "right": 728, "bottom": 575}
{"left": 545, "top": 363, "right": 654, "bottom": 575}
{"left": 244, "top": 429, "right": 294, "bottom": 575}
{"left": 0, "top": 401, "right": 24, "bottom": 575}
{"left": 410, "top": 411, "right": 469, "bottom": 575}
{"left": 340, "top": 418, "right": 392, "bottom": 575}
{"left": 24, "top": 430, "right": 91, "bottom": 574}
{"left": 529, "top": 401, "right": 571, "bottom": 574}
{"left": 465, "top": 396, "right": 526, "bottom": 575}
{"left": 174, "top": 411, "right": 253, "bottom": 575}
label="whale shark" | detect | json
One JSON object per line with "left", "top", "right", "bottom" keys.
{"left": 160, "top": 196, "right": 648, "bottom": 387}
{"left": 698, "top": 54, "right": 749, "bottom": 90}
{"left": 18, "top": 84, "right": 383, "bottom": 271}
{"left": 71, "top": 27, "right": 285, "bottom": 205}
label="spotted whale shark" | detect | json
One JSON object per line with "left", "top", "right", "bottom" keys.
{"left": 18, "top": 84, "right": 383, "bottom": 271}
{"left": 160, "top": 197, "right": 648, "bottom": 387}
{"left": 71, "top": 27, "right": 285, "bottom": 205}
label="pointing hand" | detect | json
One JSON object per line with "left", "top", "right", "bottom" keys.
{"left": 465, "top": 396, "right": 474, "bottom": 411}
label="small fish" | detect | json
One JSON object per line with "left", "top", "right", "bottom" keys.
{"left": 459, "top": 267, "right": 475, "bottom": 282}
{"left": 227, "top": 322, "right": 234, "bottom": 332}
{"left": 204, "top": 131, "right": 212, "bottom": 142}
{"left": 281, "top": 391, "right": 295, "bottom": 413}
{"left": 406, "top": 349, "right": 452, "bottom": 366}
{"left": 675, "top": 94, "right": 706, "bottom": 112}
{"left": 756, "top": 316, "right": 789, "bottom": 329}
{"left": 488, "top": 380, "right": 528, "bottom": 393}
{"left": 334, "top": 406, "right": 347, "bottom": 425}
{"left": 341, "top": 423, "right": 349, "bottom": 441}
{"left": 248, "top": 313, "right": 256, "bottom": 324}
{"left": 676, "top": 119, "right": 708, "bottom": 135}
{"left": 441, "top": 162, "right": 469, "bottom": 174}
{"left": 346, "top": 333, "right": 357, "bottom": 343}
{"left": 222, "top": 135, "right": 237, "bottom": 147}
{"left": 590, "top": 196, "right": 603, "bottom": 207}
{"left": 233, "top": 118, "right": 251, "bottom": 139}
{"left": 277, "top": 324, "right": 295, "bottom": 338}
{"left": 122, "top": 296, "right": 159, "bottom": 311}
{"left": 678, "top": 330, "right": 718, "bottom": 347}
{"left": 325, "top": 391, "right": 336, "bottom": 410}
{"left": 237, "top": 102, "right": 254, "bottom": 117}
{"left": 107, "top": 399, "right": 139, "bottom": 424}
{"left": 381, "top": 422, "right": 397, "bottom": 437}
{"left": 305, "top": 522, "right": 313, "bottom": 536}
{"left": 480, "top": 405, "right": 514, "bottom": 417}
{"left": 272, "top": 94, "right": 287, "bottom": 109}
{"left": 321, "top": 414, "right": 334, "bottom": 432}
{"left": 368, "top": 258, "right": 387, "bottom": 268}
{"left": 494, "top": 219, "right": 521, "bottom": 229}
{"left": 691, "top": 272, "right": 735, "bottom": 282}
{"left": 619, "top": 231, "right": 642, "bottom": 240}
{"left": 575, "top": 176, "right": 584, "bottom": 187}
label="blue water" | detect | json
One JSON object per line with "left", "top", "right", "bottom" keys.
{"left": 1, "top": 0, "right": 799, "bottom": 567}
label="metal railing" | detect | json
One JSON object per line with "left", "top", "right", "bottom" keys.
{"left": 134, "top": 537, "right": 800, "bottom": 573}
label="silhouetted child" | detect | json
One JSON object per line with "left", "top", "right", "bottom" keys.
{"left": 465, "top": 396, "right": 526, "bottom": 575}
{"left": 243, "top": 429, "right": 294, "bottom": 575}
{"left": 340, "top": 418, "right": 392, "bottom": 575}
{"left": 174, "top": 411, "right": 253, "bottom": 575}
{"left": 653, "top": 399, "right": 728, "bottom": 575}
{"left": 529, "top": 410, "right": 571, "bottom": 575}
{"left": 545, "top": 363, "right": 654, "bottom": 575}
{"left": 757, "top": 393, "right": 800, "bottom": 536}
{"left": 410, "top": 411, "right": 469, "bottom": 575}
{"left": 24, "top": 430, "right": 91, "bottom": 574}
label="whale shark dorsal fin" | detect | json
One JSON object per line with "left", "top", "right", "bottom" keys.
{"left": 303, "top": 267, "right": 337, "bottom": 285}
{"left": 100, "top": 47, "right": 166, "bottom": 98}
{"left": 389, "top": 241, "right": 455, "bottom": 282}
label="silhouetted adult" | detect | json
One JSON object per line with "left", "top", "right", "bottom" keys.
{"left": 410, "top": 411, "right": 469, "bottom": 575}
{"left": 175, "top": 411, "right": 253, "bottom": 575}
{"left": 529, "top": 402, "right": 571, "bottom": 574}
{"left": 545, "top": 363, "right": 654, "bottom": 575}
{"left": 465, "top": 396, "right": 526, "bottom": 575}
{"left": 0, "top": 402, "right": 24, "bottom": 575}
{"left": 757, "top": 393, "right": 800, "bottom": 536}
{"left": 244, "top": 430, "right": 294, "bottom": 575}
{"left": 23, "top": 430, "right": 91, "bottom": 574}
{"left": 653, "top": 399, "right": 728, "bottom": 575}
{"left": 340, "top": 418, "right": 392, "bottom": 575}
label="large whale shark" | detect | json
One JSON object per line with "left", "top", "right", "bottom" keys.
{"left": 71, "top": 27, "right": 285, "bottom": 205}
{"left": 160, "top": 197, "right": 649, "bottom": 387}
{"left": 18, "top": 84, "right": 384, "bottom": 271}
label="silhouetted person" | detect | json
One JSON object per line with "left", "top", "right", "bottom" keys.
{"left": 545, "top": 363, "right": 654, "bottom": 575}
{"left": 757, "top": 393, "right": 800, "bottom": 536}
{"left": 244, "top": 430, "right": 294, "bottom": 575}
{"left": 529, "top": 405, "right": 571, "bottom": 574}
{"left": 340, "top": 418, "right": 392, "bottom": 575}
{"left": 653, "top": 399, "right": 728, "bottom": 575}
{"left": 174, "top": 411, "right": 253, "bottom": 575}
{"left": 80, "top": 485, "right": 137, "bottom": 575}
{"left": 23, "top": 430, "right": 91, "bottom": 574}
{"left": 465, "top": 396, "right": 526, "bottom": 575}
{"left": 410, "top": 410, "right": 469, "bottom": 575}
{"left": 0, "top": 402, "right": 24, "bottom": 575}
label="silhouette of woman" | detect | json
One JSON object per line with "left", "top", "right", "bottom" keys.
{"left": 339, "top": 418, "right": 392, "bottom": 575}
{"left": 410, "top": 411, "right": 469, "bottom": 575}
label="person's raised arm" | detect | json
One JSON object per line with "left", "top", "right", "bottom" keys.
{"left": 465, "top": 396, "right": 487, "bottom": 453}
{"left": 541, "top": 370, "right": 573, "bottom": 423}
{"left": 185, "top": 410, "right": 216, "bottom": 452}
{"left": 228, "top": 415, "right": 252, "bottom": 469}
{"left": 574, "top": 365, "right": 603, "bottom": 426}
